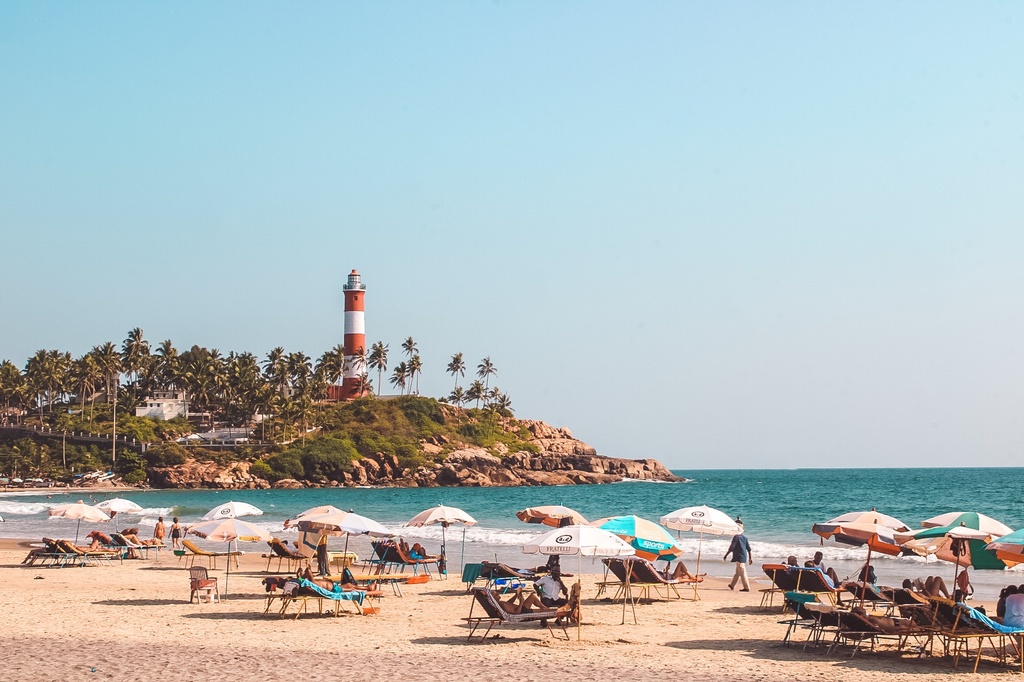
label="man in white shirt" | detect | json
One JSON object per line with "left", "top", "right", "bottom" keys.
{"left": 534, "top": 568, "right": 568, "bottom": 607}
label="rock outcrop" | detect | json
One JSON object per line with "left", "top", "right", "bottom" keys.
{"left": 146, "top": 418, "right": 680, "bottom": 489}
{"left": 148, "top": 460, "right": 270, "bottom": 489}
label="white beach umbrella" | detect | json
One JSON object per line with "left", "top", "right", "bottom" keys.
{"left": 523, "top": 524, "right": 635, "bottom": 640}
{"left": 95, "top": 498, "right": 143, "bottom": 530}
{"left": 187, "top": 518, "right": 272, "bottom": 597}
{"left": 406, "top": 505, "right": 478, "bottom": 577}
{"left": 295, "top": 511, "right": 394, "bottom": 573}
{"left": 660, "top": 505, "right": 741, "bottom": 576}
{"left": 201, "top": 501, "right": 264, "bottom": 521}
{"left": 285, "top": 505, "right": 347, "bottom": 528}
{"left": 49, "top": 500, "right": 111, "bottom": 543}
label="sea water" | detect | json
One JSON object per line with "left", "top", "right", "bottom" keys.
{"left": 3, "top": 468, "right": 1022, "bottom": 599}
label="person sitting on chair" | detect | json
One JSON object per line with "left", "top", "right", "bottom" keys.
{"left": 857, "top": 562, "right": 877, "bottom": 584}
{"left": 805, "top": 551, "right": 841, "bottom": 587}
{"left": 534, "top": 568, "right": 568, "bottom": 607}
{"left": 410, "top": 542, "right": 432, "bottom": 560}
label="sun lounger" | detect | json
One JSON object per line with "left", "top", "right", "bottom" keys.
{"left": 760, "top": 564, "right": 795, "bottom": 608}
{"left": 181, "top": 539, "right": 241, "bottom": 570}
{"left": 262, "top": 538, "right": 309, "bottom": 573}
{"left": 829, "top": 608, "right": 911, "bottom": 658}
{"left": 629, "top": 558, "right": 704, "bottom": 601}
{"left": 52, "top": 539, "right": 117, "bottom": 567}
{"left": 370, "top": 540, "right": 439, "bottom": 576}
{"left": 841, "top": 581, "right": 895, "bottom": 611}
{"left": 461, "top": 563, "right": 484, "bottom": 592}
{"left": 941, "top": 603, "right": 1019, "bottom": 672}
{"left": 479, "top": 561, "right": 535, "bottom": 591}
{"left": 764, "top": 566, "right": 839, "bottom": 608}
{"left": 462, "top": 585, "right": 578, "bottom": 642}
{"left": 109, "top": 533, "right": 162, "bottom": 560}
{"left": 276, "top": 579, "right": 367, "bottom": 619}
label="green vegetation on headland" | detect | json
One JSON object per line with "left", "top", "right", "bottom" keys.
{"left": 0, "top": 329, "right": 525, "bottom": 486}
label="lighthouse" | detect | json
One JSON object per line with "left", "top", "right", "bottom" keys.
{"left": 340, "top": 269, "right": 367, "bottom": 399}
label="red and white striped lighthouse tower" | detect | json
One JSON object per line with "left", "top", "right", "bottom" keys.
{"left": 340, "top": 269, "right": 367, "bottom": 400}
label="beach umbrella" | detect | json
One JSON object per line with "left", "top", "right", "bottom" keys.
{"left": 516, "top": 505, "right": 588, "bottom": 528}
{"left": 660, "top": 505, "right": 742, "bottom": 576}
{"left": 49, "top": 500, "right": 110, "bottom": 544}
{"left": 95, "top": 498, "right": 143, "bottom": 531}
{"left": 985, "top": 529, "right": 1024, "bottom": 568}
{"left": 406, "top": 505, "right": 478, "bottom": 578}
{"left": 285, "top": 505, "right": 347, "bottom": 528}
{"left": 523, "top": 524, "right": 635, "bottom": 639}
{"left": 187, "top": 518, "right": 272, "bottom": 597}
{"left": 919, "top": 511, "right": 1013, "bottom": 536}
{"left": 201, "top": 501, "right": 263, "bottom": 521}
{"left": 812, "top": 509, "right": 910, "bottom": 606}
{"left": 898, "top": 513, "right": 1013, "bottom": 592}
{"left": 295, "top": 511, "right": 394, "bottom": 573}
{"left": 596, "top": 515, "right": 683, "bottom": 562}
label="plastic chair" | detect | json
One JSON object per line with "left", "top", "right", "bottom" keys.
{"left": 189, "top": 566, "right": 220, "bottom": 603}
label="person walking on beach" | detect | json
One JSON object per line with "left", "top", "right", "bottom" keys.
{"left": 153, "top": 517, "right": 166, "bottom": 544}
{"left": 170, "top": 517, "right": 183, "bottom": 550}
{"left": 724, "top": 519, "right": 752, "bottom": 592}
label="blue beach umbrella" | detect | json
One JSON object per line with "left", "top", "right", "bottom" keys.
{"left": 596, "top": 515, "right": 683, "bottom": 562}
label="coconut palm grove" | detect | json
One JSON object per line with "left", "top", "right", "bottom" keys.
{"left": 0, "top": 328, "right": 518, "bottom": 485}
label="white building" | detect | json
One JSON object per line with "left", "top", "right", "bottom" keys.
{"left": 135, "top": 390, "right": 189, "bottom": 420}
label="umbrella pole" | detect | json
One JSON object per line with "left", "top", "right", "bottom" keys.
{"left": 695, "top": 529, "right": 704, "bottom": 576}
{"left": 460, "top": 526, "right": 466, "bottom": 575}
{"left": 578, "top": 554, "right": 582, "bottom": 642}
{"left": 441, "top": 524, "right": 447, "bottom": 579}
{"left": 75, "top": 519, "right": 81, "bottom": 545}
{"left": 860, "top": 546, "right": 873, "bottom": 608}
{"left": 224, "top": 541, "right": 230, "bottom": 599}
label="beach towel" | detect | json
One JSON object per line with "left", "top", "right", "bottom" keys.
{"left": 297, "top": 579, "right": 365, "bottom": 605}
{"left": 965, "top": 606, "right": 1024, "bottom": 635}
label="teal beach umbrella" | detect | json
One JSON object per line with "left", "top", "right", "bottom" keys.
{"left": 596, "top": 515, "right": 683, "bottom": 562}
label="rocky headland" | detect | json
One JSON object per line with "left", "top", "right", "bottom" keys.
{"left": 148, "top": 419, "right": 680, "bottom": 490}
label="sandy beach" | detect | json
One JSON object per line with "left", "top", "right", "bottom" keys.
{"left": 3, "top": 538, "right": 1014, "bottom": 682}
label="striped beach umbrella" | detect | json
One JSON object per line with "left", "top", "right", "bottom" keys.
{"left": 596, "top": 515, "right": 683, "bottom": 562}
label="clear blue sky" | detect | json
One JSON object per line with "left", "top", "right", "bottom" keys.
{"left": 2, "top": 3, "right": 1022, "bottom": 469}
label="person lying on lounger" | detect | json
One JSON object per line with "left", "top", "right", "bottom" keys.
{"left": 664, "top": 562, "right": 699, "bottom": 581}
{"left": 850, "top": 606, "right": 902, "bottom": 633}
{"left": 297, "top": 566, "right": 383, "bottom": 598}
{"left": 21, "top": 538, "right": 57, "bottom": 565}
{"left": 904, "top": 576, "right": 950, "bottom": 599}
{"left": 120, "top": 529, "right": 164, "bottom": 546}
{"left": 493, "top": 587, "right": 549, "bottom": 614}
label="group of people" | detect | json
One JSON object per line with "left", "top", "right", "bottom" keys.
{"left": 488, "top": 567, "right": 576, "bottom": 623}
{"left": 997, "top": 584, "right": 1024, "bottom": 628}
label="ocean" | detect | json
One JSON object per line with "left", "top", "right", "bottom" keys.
{"left": 3, "top": 467, "right": 1022, "bottom": 599}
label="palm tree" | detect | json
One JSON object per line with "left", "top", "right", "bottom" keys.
{"left": 447, "top": 352, "right": 465, "bottom": 391}
{"left": 448, "top": 385, "right": 466, "bottom": 407}
{"left": 408, "top": 354, "right": 423, "bottom": 395}
{"left": 92, "top": 342, "right": 122, "bottom": 404}
{"left": 367, "top": 342, "right": 389, "bottom": 395}
{"left": 263, "top": 347, "right": 290, "bottom": 396}
{"left": 389, "top": 362, "right": 409, "bottom": 394}
{"left": 476, "top": 356, "right": 497, "bottom": 390}
{"left": 356, "top": 373, "right": 374, "bottom": 396}
{"left": 152, "top": 339, "right": 179, "bottom": 390}
{"left": 120, "top": 327, "right": 151, "bottom": 391}
{"left": 0, "top": 360, "right": 27, "bottom": 422}
{"left": 467, "top": 380, "right": 485, "bottom": 409}
{"left": 316, "top": 344, "right": 347, "bottom": 387}
{"left": 71, "top": 353, "right": 102, "bottom": 421}
{"left": 401, "top": 336, "right": 417, "bottom": 360}
{"left": 287, "top": 351, "right": 312, "bottom": 396}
